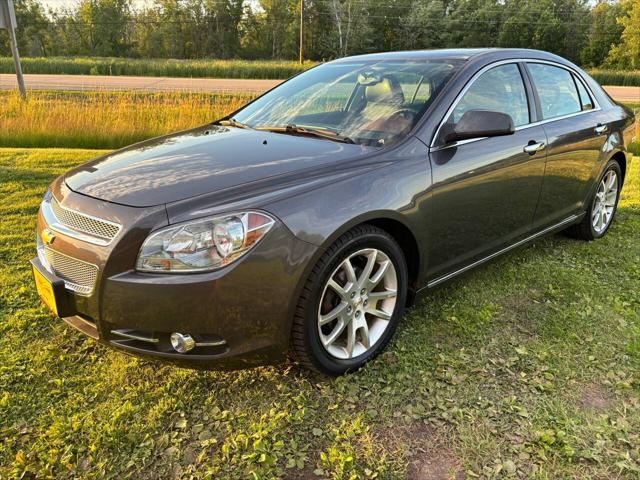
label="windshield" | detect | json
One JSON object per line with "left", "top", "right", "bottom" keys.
{"left": 231, "top": 59, "right": 464, "bottom": 147}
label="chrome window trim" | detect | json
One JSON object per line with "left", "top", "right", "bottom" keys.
{"left": 430, "top": 58, "right": 602, "bottom": 151}
{"left": 41, "top": 195, "right": 122, "bottom": 246}
{"left": 427, "top": 214, "right": 580, "bottom": 288}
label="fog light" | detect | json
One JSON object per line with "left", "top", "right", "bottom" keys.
{"left": 170, "top": 332, "right": 195, "bottom": 353}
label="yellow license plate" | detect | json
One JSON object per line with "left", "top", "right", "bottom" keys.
{"left": 33, "top": 265, "right": 58, "bottom": 316}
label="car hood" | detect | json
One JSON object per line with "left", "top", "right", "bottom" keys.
{"left": 64, "top": 125, "right": 371, "bottom": 207}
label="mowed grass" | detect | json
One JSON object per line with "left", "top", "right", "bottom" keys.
{"left": 0, "top": 148, "right": 639, "bottom": 479}
{"left": 0, "top": 57, "right": 314, "bottom": 79}
{"left": 0, "top": 91, "right": 255, "bottom": 149}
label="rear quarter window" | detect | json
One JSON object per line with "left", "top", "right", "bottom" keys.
{"left": 527, "top": 63, "right": 581, "bottom": 120}
{"left": 574, "top": 75, "right": 595, "bottom": 111}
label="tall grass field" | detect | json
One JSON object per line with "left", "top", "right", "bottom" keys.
{"left": 0, "top": 57, "right": 314, "bottom": 79}
{"left": 0, "top": 57, "right": 639, "bottom": 86}
{"left": 588, "top": 69, "right": 640, "bottom": 87}
{"left": 0, "top": 91, "right": 256, "bottom": 149}
{"left": 0, "top": 91, "right": 637, "bottom": 152}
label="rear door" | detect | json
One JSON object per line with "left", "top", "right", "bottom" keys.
{"left": 427, "top": 62, "right": 547, "bottom": 280}
{"left": 525, "top": 62, "right": 609, "bottom": 228}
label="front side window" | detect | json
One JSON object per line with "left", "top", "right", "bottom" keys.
{"left": 450, "top": 63, "right": 530, "bottom": 128}
{"left": 528, "top": 63, "right": 581, "bottom": 119}
{"left": 232, "top": 60, "right": 463, "bottom": 147}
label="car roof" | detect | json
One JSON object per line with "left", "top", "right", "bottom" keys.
{"left": 331, "top": 48, "right": 566, "bottom": 64}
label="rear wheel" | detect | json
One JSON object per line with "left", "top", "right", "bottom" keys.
{"left": 567, "top": 159, "right": 622, "bottom": 241}
{"left": 290, "top": 225, "right": 408, "bottom": 375}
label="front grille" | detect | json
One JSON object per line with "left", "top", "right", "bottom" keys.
{"left": 50, "top": 197, "right": 120, "bottom": 242}
{"left": 44, "top": 247, "right": 98, "bottom": 295}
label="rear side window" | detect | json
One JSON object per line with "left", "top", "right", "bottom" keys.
{"left": 528, "top": 63, "right": 581, "bottom": 119}
{"left": 574, "top": 75, "right": 594, "bottom": 111}
{"left": 451, "top": 64, "right": 530, "bottom": 127}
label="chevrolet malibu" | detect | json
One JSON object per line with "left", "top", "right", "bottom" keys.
{"left": 32, "top": 49, "right": 635, "bottom": 375}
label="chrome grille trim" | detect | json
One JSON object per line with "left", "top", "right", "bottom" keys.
{"left": 41, "top": 195, "right": 121, "bottom": 246}
{"left": 42, "top": 246, "right": 98, "bottom": 295}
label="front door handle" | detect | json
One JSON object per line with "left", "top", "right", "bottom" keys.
{"left": 594, "top": 124, "right": 608, "bottom": 135}
{"left": 523, "top": 142, "right": 545, "bottom": 155}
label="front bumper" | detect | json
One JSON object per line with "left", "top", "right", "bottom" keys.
{"left": 35, "top": 179, "right": 318, "bottom": 369}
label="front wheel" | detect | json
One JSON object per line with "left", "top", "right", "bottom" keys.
{"left": 567, "top": 159, "right": 622, "bottom": 241}
{"left": 290, "top": 225, "right": 408, "bottom": 375}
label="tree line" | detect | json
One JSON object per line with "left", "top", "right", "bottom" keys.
{"left": 2, "top": 0, "right": 639, "bottom": 69}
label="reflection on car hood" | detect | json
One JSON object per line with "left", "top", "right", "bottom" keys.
{"left": 64, "top": 125, "right": 369, "bottom": 207}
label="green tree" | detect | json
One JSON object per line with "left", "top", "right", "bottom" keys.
{"left": 299, "top": 0, "right": 336, "bottom": 60}
{"left": 326, "top": 0, "right": 373, "bottom": 57}
{"left": 397, "top": 0, "right": 447, "bottom": 50}
{"left": 499, "top": 0, "right": 589, "bottom": 63}
{"left": 580, "top": 1, "right": 625, "bottom": 68}
{"left": 243, "top": 0, "right": 297, "bottom": 59}
{"left": 201, "top": 0, "right": 245, "bottom": 58}
{"left": 79, "top": 0, "right": 133, "bottom": 56}
{"left": 445, "top": 0, "right": 503, "bottom": 48}
{"left": 364, "top": 0, "right": 412, "bottom": 52}
{"left": 0, "top": 0, "right": 51, "bottom": 56}
{"left": 605, "top": 0, "right": 640, "bottom": 68}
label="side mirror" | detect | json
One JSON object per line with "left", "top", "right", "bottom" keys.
{"left": 445, "top": 109, "right": 515, "bottom": 143}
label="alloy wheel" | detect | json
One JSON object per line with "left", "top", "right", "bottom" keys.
{"left": 591, "top": 170, "right": 619, "bottom": 234}
{"left": 317, "top": 248, "right": 398, "bottom": 360}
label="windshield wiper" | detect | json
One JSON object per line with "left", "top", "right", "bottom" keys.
{"left": 256, "top": 124, "right": 355, "bottom": 144}
{"left": 217, "top": 118, "right": 254, "bottom": 130}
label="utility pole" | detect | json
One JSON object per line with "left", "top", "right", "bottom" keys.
{"left": 299, "top": 0, "right": 304, "bottom": 65}
{"left": 0, "top": 0, "right": 26, "bottom": 99}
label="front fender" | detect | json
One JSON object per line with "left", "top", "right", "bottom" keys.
{"left": 264, "top": 137, "right": 432, "bottom": 284}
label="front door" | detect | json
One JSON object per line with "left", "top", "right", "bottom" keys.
{"left": 427, "top": 63, "right": 547, "bottom": 280}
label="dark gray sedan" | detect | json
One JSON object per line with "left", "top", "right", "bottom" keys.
{"left": 32, "top": 48, "right": 635, "bottom": 375}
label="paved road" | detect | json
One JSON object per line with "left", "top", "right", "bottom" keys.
{"left": 603, "top": 85, "right": 640, "bottom": 104}
{"left": 0, "top": 73, "right": 638, "bottom": 102}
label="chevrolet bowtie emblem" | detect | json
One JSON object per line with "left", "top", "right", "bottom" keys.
{"left": 41, "top": 228, "right": 56, "bottom": 245}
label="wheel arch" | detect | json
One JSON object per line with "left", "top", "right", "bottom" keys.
{"left": 362, "top": 217, "right": 421, "bottom": 294}
{"left": 301, "top": 211, "right": 423, "bottom": 302}
{"left": 609, "top": 150, "right": 627, "bottom": 185}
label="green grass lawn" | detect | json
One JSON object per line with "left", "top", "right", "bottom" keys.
{"left": 1, "top": 148, "right": 639, "bottom": 479}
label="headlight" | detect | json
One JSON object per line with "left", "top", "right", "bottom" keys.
{"left": 136, "top": 211, "right": 275, "bottom": 273}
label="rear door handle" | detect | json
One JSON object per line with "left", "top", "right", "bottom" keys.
{"left": 523, "top": 142, "right": 545, "bottom": 154}
{"left": 594, "top": 124, "right": 608, "bottom": 135}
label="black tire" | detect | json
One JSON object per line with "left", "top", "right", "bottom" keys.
{"left": 566, "top": 159, "right": 622, "bottom": 241}
{"left": 290, "top": 225, "right": 408, "bottom": 375}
